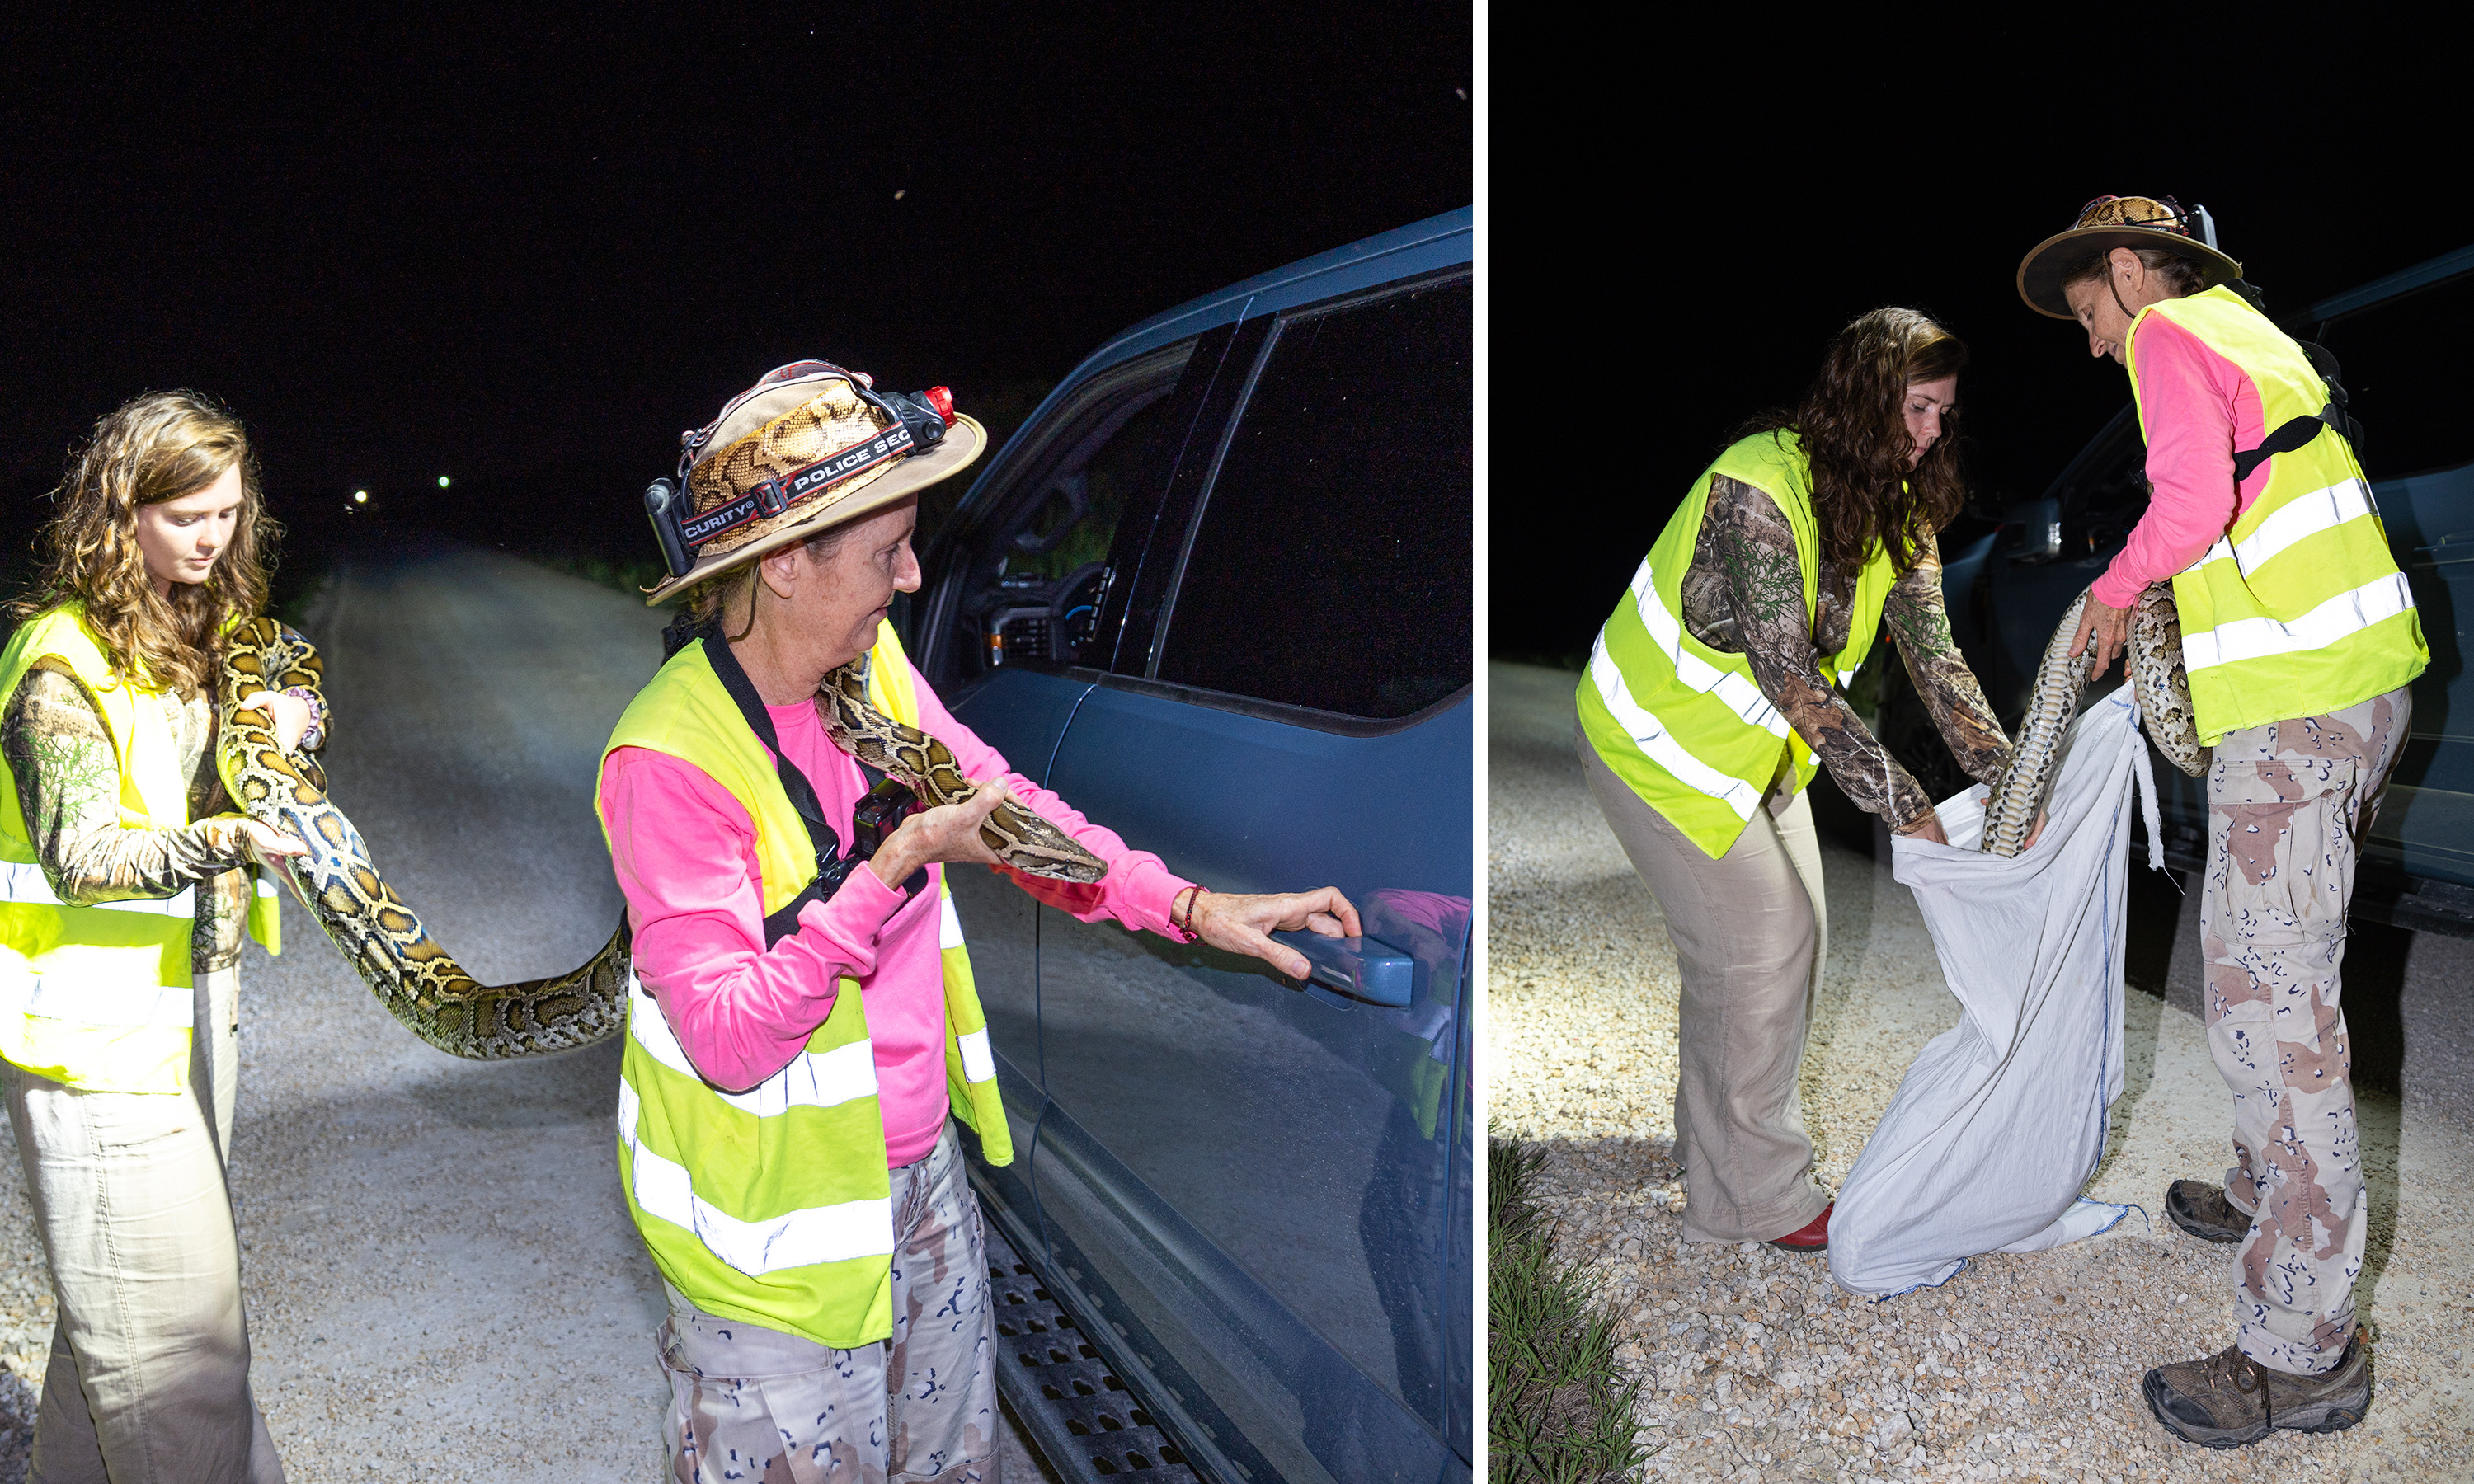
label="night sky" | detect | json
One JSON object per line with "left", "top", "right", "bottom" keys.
{"left": 2, "top": 7, "right": 1472, "bottom": 581}
{"left": 7, "top": 19, "right": 2460, "bottom": 659}
{"left": 1497, "top": 41, "right": 2462, "bottom": 665}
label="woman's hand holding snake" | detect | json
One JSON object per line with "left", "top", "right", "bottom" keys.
{"left": 2067, "top": 590, "right": 2135, "bottom": 680}
{"left": 236, "top": 689, "right": 314, "bottom": 752}
{"left": 869, "top": 777, "right": 1013, "bottom": 890}
{"left": 1189, "top": 888, "right": 1362, "bottom": 979}
{"left": 238, "top": 818, "right": 308, "bottom": 866}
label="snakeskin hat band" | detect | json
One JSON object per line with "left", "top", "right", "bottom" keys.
{"left": 2014, "top": 193, "right": 2246, "bottom": 320}
{"left": 642, "top": 359, "right": 986, "bottom": 606}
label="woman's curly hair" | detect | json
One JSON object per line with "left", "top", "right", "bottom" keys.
{"left": 8, "top": 391, "right": 280, "bottom": 698}
{"left": 1741, "top": 307, "right": 1968, "bottom": 579}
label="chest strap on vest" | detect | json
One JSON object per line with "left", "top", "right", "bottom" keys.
{"left": 2232, "top": 401, "right": 2358, "bottom": 485}
{"left": 700, "top": 636, "right": 921, "bottom": 946}
{"left": 702, "top": 635, "right": 854, "bottom": 946}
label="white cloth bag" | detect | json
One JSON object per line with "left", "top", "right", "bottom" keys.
{"left": 1827, "top": 690, "right": 2162, "bottom": 1297}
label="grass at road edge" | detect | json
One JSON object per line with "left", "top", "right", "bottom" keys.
{"left": 1489, "top": 1134, "right": 1652, "bottom": 1482}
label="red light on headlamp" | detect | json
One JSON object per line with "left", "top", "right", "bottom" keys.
{"left": 924, "top": 387, "right": 956, "bottom": 426}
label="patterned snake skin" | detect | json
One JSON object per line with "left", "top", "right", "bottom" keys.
{"left": 213, "top": 622, "right": 1104, "bottom": 1061}
{"left": 816, "top": 660, "right": 1108, "bottom": 884}
{"left": 216, "top": 620, "right": 629, "bottom": 1058}
{"left": 1980, "top": 583, "right": 2211, "bottom": 858}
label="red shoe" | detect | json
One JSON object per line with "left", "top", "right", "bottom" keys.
{"left": 1765, "top": 1203, "right": 1832, "bottom": 1252}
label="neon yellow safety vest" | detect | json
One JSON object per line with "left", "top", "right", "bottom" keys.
{"left": 2127, "top": 286, "right": 2429, "bottom": 743}
{"left": 598, "top": 618, "right": 1012, "bottom": 1351}
{"left": 0, "top": 604, "right": 281, "bottom": 1095}
{"left": 1577, "top": 430, "right": 1901, "bottom": 859}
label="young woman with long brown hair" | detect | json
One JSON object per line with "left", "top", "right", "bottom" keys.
{"left": 1573, "top": 308, "right": 2011, "bottom": 1252}
{"left": 0, "top": 390, "right": 316, "bottom": 1482}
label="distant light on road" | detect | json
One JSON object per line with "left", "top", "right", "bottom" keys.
{"left": 438, "top": 476, "right": 450, "bottom": 488}
{"left": 355, "top": 491, "right": 369, "bottom": 503}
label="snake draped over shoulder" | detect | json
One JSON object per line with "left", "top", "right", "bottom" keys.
{"left": 1978, "top": 582, "right": 2211, "bottom": 858}
{"left": 815, "top": 657, "right": 1108, "bottom": 884}
{"left": 216, "top": 619, "right": 629, "bottom": 1058}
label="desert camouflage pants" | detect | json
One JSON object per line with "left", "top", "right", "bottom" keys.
{"left": 656, "top": 1120, "right": 1001, "bottom": 1484}
{"left": 2200, "top": 686, "right": 2410, "bottom": 1376}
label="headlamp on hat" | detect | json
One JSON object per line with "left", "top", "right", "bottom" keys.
{"left": 2015, "top": 194, "right": 2245, "bottom": 320}
{"left": 637, "top": 359, "right": 984, "bottom": 604}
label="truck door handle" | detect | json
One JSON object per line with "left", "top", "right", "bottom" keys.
{"left": 1271, "top": 931, "right": 1414, "bottom": 1007}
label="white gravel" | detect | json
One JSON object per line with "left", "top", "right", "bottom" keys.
{"left": 1489, "top": 661, "right": 2474, "bottom": 1482}
{"left": 0, "top": 552, "right": 1042, "bottom": 1483}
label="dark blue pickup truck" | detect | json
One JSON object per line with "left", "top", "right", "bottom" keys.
{"left": 901, "top": 210, "right": 1473, "bottom": 1484}
{"left": 1878, "top": 242, "right": 2474, "bottom": 934}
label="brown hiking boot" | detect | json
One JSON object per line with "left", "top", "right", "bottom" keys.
{"left": 2164, "top": 1179, "right": 2251, "bottom": 1244}
{"left": 2142, "top": 1335, "right": 2372, "bottom": 1447}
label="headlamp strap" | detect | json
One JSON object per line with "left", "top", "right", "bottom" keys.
{"left": 680, "top": 420, "right": 916, "bottom": 550}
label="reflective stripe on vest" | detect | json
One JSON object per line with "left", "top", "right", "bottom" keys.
{"left": 2182, "top": 571, "right": 2417, "bottom": 673}
{"left": 1620, "top": 561, "right": 1790, "bottom": 737}
{"left": 0, "top": 605, "right": 203, "bottom": 1094}
{"left": 0, "top": 976, "right": 194, "bottom": 1027}
{"left": 2128, "top": 288, "right": 2428, "bottom": 740}
{"left": 0, "top": 862, "right": 196, "bottom": 918}
{"left": 597, "top": 618, "right": 1013, "bottom": 1351}
{"left": 627, "top": 970, "right": 879, "bottom": 1117}
{"left": 1584, "top": 637, "right": 1767, "bottom": 823}
{"left": 1577, "top": 430, "right": 1899, "bottom": 858}
{"left": 618, "top": 1002, "right": 896, "bottom": 1273}
{"left": 2196, "top": 475, "right": 2378, "bottom": 580}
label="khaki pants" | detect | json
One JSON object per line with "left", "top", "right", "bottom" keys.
{"left": 657, "top": 1120, "right": 1001, "bottom": 1484}
{"left": 2201, "top": 687, "right": 2409, "bottom": 1375}
{"left": 1578, "top": 728, "right": 1832, "bottom": 1243}
{"left": 2, "top": 967, "right": 285, "bottom": 1484}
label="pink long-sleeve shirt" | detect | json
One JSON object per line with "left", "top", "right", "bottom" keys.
{"left": 600, "top": 662, "right": 1194, "bottom": 1167}
{"left": 2091, "top": 311, "right": 2275, "bottom": 610}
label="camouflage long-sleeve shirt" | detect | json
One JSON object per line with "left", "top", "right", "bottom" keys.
{"left": 1679, "top": 474, "right": 2011, "bottom": 830}
{"left": 2, "top": 652, "right": 327, "bottom": 975}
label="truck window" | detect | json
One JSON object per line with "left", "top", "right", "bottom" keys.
{"left": 1155, "top": 275, "right": 1471, "bottom": 720}
{"left": 959, "top": 341, "right": 1196, "bottom": 674}
{"left": 2316, "top": 270, "right": 2474, "bottom": 480}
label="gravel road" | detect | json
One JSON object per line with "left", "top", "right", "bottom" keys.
{"left": 0, "top": 549, "right": 1042, "bottom": 1482}
{"left": 1489, "top": 661, "right": 2474, "bottom": 1483}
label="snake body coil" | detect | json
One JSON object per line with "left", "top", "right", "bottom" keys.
{"left": 217, "top": 620, "right": 629, "bottom": 1058}
{"left": 216, "top": 623, "right": 1104, "bottom": 1060}
{"left": 816, "top": 660, "right": 1108, "bottom": 884}
{"left": 1978, "top": 583, "right": 2211, "bottom": 858}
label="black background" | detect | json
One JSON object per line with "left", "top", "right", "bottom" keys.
{"left": 5, "top": 17, "right": 2462, "bottom": 655}
{"left": 0, "top": 5, "right": 1472, "bottom": 594}
{"left": 1492, "top": 37, "right": 2462, "bottom": 665}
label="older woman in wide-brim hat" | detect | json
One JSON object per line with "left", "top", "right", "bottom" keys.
{"left": 2018, "top": 194, "right": 2428, "bottom": 1449}
{"left": 600, "top": 360, "right": 1359, "bottom": 1483}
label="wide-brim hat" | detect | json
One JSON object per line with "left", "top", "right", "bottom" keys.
{"left": 643, "top": 359, "right": 985, "bottom": 605}
{"left": 2015, "top": 195, "right": 2245, "bottom": 319}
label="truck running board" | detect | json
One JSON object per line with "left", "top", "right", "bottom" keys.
{"left": 982, "top": 1219, "right": 1206, "bottom": 1484}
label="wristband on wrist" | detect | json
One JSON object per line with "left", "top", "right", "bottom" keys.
{"left": 1172, "top": 885, "right": 1209, "bottom": 942}
{"left": 282, "top": 687, "right": 326, "bottom": 750}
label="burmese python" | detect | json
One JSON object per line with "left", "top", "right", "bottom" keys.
{"left": 817, "top": 655, "right": 1108, "bottom": 883}
{"left": 217, "top": 619, "right": 631, "bottom": 1058}
{"left": 1978, "top": 582, "right": 2209, "bottom": 857}
{"left": 215, "top": 621, "right": 1105, "bottom": 1059}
